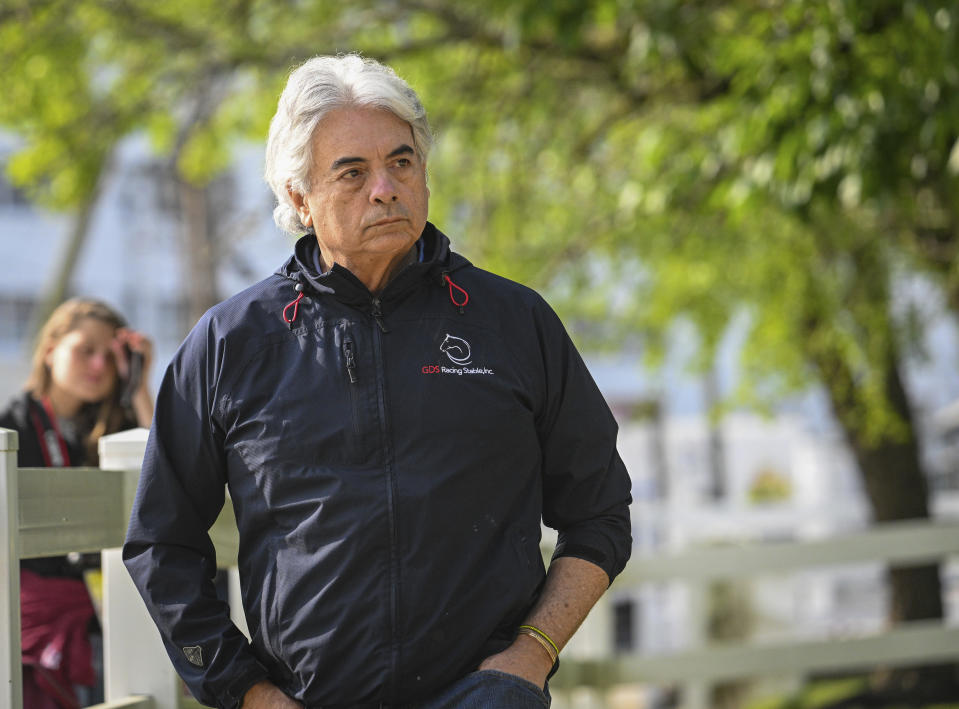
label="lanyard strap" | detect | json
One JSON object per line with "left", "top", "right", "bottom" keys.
{"left": 28, "top": 396, "right": 72, "bottom": 467}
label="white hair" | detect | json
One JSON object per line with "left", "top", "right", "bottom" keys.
{"left": 264, "top": 53, "right": 433, "bottom": 236}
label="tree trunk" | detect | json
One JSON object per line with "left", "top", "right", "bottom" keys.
{"left": 168, "top": 81, "right": 226, "bottom": 337}
{"left": 704, "top": 366, "right": 726, "bottom": 501}
{"left": 177, "top": 177, "right": 219, "bottom": 334}
{"left": 845, "top": 364, "right": 942, "bottom": 622}
{"left": 26, "top": 168, "right": 107, "bottom": 343}
{"left": 809, "top": 334, "right": 957, "bottom": 696}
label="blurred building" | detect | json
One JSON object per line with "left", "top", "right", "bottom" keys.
{"left": 0, "top": 133, "right": 292, "bottom": 396}
{"left": 608, "top": 413, "right": 871, "bottom": 654}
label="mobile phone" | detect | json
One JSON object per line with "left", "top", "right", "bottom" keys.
{"left": 120, "top": 347, "right": 144, "bottom": 408}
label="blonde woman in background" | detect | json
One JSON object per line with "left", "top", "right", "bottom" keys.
{"left": 0, "top": 298, "right": 153, "bottom": 709}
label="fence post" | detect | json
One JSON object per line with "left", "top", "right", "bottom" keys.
{"left": 683, "top": 581, "right": 709, "bottom": 709}
{"left": 0, "top": 427, "right": 22, "bottom": 709}
{"left": 100, "top": 429, "right": 182, "bottom": 709}
{"left": 227, "top": 567, "right": 250, "bottom": 641}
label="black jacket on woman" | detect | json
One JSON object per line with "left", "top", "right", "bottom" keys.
{"left": 1, "top": 391, "right": 89, "bottom": 578}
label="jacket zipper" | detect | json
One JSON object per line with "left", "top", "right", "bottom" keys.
{"left": 367, "top": 303, "right": 400, "bottom": 694}
{"left": 344, "top": 333, "right": 362, "bottom": 442}
{"left": 343, "top": 339, "right": 358, "bottom": 384}
{"left": 371, "top": 297, "right": 389, "bottom": 333}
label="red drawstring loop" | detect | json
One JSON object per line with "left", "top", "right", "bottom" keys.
{"left": 444, "top": 274, "right": 469, "bottom": 309}
{"left": 283, "top": 291, "right": 305, "bottom": 329}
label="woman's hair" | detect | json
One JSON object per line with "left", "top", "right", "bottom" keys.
{"left": 26, "top": 298, "right": 129, "bottom": 465}
{"left": 264, "top": 53, "right": 434, "bottom": 236}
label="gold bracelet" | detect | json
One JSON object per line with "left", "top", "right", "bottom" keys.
{"left": 516, "top": 627, "right": 558, "bottom": 664}
{"left": 519, "top": 624, "right": 560, "bottom": 658}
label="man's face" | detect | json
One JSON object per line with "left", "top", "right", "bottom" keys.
{"left": 292, "top": 106, "right": 429, "bottom": 269}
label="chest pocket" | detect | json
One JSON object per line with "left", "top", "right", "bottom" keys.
{"left": 221, "top": 325, "right": 376, "bottom": 508}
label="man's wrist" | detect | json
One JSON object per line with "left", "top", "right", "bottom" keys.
{"left": 240, "top": 679, "right": 300, "bottom": 709}
{"left": 511, "top": 633, "right": 556, "bottom": 676}
{"left": 516, "top": 625, "right": 558, "bottom": 665}
{"left": 242, "top": 680, "right": 268, "bottom": 706}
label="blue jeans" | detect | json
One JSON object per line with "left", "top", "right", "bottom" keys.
{"left": 415, "top": 670, "right": 551, "bottom": 709}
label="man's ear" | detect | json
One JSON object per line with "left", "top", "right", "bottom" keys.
{"left": 288, "top": 186, "right": 312, "bottom": 227}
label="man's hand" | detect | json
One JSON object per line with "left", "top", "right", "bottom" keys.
{"left": 477, "top": 633, "right": 553, "bottom": 688}
{"left": 241, "top": 680, "right": 303, "bottom": 709}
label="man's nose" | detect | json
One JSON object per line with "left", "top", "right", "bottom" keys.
{"left": 369, "top": 169, "right": 399, "bottom": 203}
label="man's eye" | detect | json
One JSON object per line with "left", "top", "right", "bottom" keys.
{"left": 341, "top": 169, "right": 361, "bottom": 179}
{"left": 395, "top": 158, "right": 411, "bottom": 168}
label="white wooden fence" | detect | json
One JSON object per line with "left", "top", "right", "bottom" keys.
{"left": 554, "top": 520, "right": 959, "bottom": 708}
{"left": 3, "top": 426, "right": 959, "bottom": 709}
{"left": 1, "top": 427, "right": 225, "bottom": 709}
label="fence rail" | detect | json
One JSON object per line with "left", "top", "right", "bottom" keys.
{"left": 554, "top": 518, "right": 959, "bottom": 707}
{"left": 4, "top": 427, "right": 959, "bottom": 709}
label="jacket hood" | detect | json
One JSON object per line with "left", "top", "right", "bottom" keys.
{"left": 275, "top": 222, "right": 470, "bottom": 306}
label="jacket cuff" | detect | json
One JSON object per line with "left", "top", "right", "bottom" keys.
{"left": 552, "top": 530, "right": 630, "bottom": 585}
{"left": 219, "top": 663, "right": 272, "bottom": 709}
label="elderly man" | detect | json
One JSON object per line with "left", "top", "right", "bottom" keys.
{"left": 124, "top": 54, "right": 632, "bottom": 709}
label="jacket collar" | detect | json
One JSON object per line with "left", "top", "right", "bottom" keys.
{"left": 276, "top": 222, "right": 469, "bottom": 309}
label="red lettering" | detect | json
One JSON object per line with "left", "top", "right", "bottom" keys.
{"left": 421, "top": 365, "right": 440, "bottom": 374}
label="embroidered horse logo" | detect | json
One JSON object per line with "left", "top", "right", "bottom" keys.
{"left": 440, "top": 334, "right": 472, "bottom": 365}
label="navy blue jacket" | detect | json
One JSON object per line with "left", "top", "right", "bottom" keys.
{"left": 123, "top": 224, "right": 632, "bottom": 708}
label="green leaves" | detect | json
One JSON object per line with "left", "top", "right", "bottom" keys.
{"left": 2, "top": 0, "right": 956, "bottom": 439}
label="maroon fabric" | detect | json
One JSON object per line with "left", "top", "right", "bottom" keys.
{"left": 20, "top": 569, "right": 96, "bottom": 709}
{"left": 24, "top": 666, "right": 73, "bottom": 709}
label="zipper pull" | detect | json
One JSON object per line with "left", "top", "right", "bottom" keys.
{"left": 343, "top": 339, "right": 358, "bottom": 384}
{"left": 371, "top": 298, "right": 390, "bottom": 333}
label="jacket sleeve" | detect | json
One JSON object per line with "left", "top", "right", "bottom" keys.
{"left": 123, "top": 313, "right": 269, "bottom": 708}
{"left": 532, "top": 298, "right": 633, "bottom": 583}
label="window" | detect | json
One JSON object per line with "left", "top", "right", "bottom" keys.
{"left": 0, "top": 165, "right": 31, "bottom": 210}
{"left": 0, "top": 295, "right": 37, "bottom": 347}
{"left": 612, "top": 598, "right": 636, "bottom": 653}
